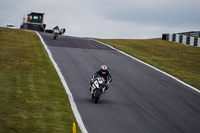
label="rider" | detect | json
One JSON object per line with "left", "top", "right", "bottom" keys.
{"left": 53, "top": 26, "right": 59, "bottom": 31}
{"left": 90, "top": 65, "right": 112, "bottom": 91}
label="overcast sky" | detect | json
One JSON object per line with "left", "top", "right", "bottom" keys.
{"left": 1, "top": 0, "right": 200, "bottom": 39}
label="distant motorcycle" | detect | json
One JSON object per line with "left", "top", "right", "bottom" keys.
{"left": 90, "top": 76, "right": 107, "bottom": 103}
{"left": 53, "top": 29, "right": 59, "bottom": 39}
{"left": 59, "top": 28, "right": 66, "bottom": 35}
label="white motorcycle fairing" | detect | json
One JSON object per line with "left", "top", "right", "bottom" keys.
{"left": 90, "top": 77, "right": 106, "bottom": 95}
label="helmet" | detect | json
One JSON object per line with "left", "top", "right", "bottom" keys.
{"left": 100, "top": 65, "right": 108, "bottom": 74}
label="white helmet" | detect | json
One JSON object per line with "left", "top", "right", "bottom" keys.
{"left": 100, "top": 65, "right": 108, "bottom": 74}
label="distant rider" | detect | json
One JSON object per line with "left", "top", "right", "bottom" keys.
{"left": 90, "top": 65, "right": 112, "bottom": 91}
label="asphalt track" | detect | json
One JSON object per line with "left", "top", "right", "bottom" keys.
{"left": 39, "top": 32, "right": 200, "bottom": 133}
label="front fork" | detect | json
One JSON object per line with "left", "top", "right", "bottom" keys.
{"left": 90, "top": 84, "right": 96, "bottom": 94}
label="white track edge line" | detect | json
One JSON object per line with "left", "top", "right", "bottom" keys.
{"left": 92, "top": 39, "right": 200, "bottom": 94}
{"left": 36, "top": 32, "right": 88, "bottom": 133}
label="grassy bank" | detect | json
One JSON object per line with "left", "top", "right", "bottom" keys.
{"left": 95, "top": 38, "right": 200, "bottom": 90}
{"left": 0, "top": 27, "right": 81, "bottom": 133}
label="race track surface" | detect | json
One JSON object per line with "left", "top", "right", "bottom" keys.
{"left": 39, "top": 32, "right": 200, "bottom": 133}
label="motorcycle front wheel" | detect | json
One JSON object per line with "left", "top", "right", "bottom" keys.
{"left": 94, "top": 89, "right": 101, "bottom": 103}
{"left": 54, "top": 35, "right": 57, "bottom": 40}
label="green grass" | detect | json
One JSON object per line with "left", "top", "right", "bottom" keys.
{"left": 94, "top": 38, "right": 200, "bottom": 90}
{"left": 0, "top": 27, "right": 81, "bottom": 133}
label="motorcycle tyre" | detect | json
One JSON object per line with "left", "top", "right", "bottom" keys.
{"left": 94, "top": 89, "right": 101, "bottom": 103}
{"left": 54, "top": 35, "right": 57, "bottom": 40}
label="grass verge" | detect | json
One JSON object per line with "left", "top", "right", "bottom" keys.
{"left": 0, "top": 27, "right": 81, "bottom": 133}
{"left": 94, "top": 38, "right": 200, "bottom": 90}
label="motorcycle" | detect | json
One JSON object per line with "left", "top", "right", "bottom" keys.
{"left": 53, "top": 29, "right": 59, "bottom": 39}
{"left": 90, "top": 76, "right": 107, "bottom": 103}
